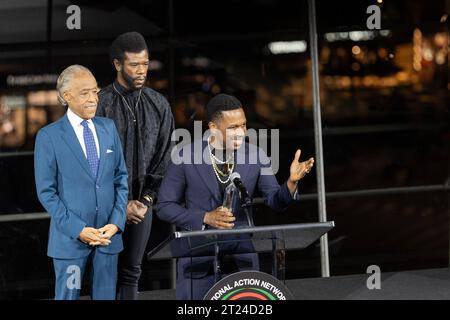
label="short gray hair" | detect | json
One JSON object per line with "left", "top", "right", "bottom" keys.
{"left": 56, "top": 65, "right": 93, "bottom": 106}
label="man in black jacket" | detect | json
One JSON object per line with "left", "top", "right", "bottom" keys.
{"left": 96, "top": 32, "right": 175, "bottom": 300}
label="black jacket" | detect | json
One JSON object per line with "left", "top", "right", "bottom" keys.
{"left": 97, "top": 81, "right": 175, "bottom": 203}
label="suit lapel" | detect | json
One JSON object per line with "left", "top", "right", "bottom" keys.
{"left": 195, "top": 163, "right": 222, "bottom": 203}
{"left": 93, "top": 118, "right": 107, "bottom": 181}
{"left": 192, "top": 140, "right": 221, "bottom": 203}
{"left": 233, "top": 144, "right": 251, "bottom": 192}
{"left": 233, "top": 162, "right": 250, "bottom": 187}
{"left": 60, "top": 114, "right": 95, "bottom": 181}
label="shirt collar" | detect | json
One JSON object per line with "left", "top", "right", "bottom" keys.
{"left": 67, "top": 108, "right": 93, "bottom": 127}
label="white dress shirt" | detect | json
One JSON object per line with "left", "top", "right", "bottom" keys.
{"left": 66, "top": 108, "right": 100, "bottom": 159}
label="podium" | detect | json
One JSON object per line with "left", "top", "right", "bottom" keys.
{"left": 147, "top": 222, "right": 334, "bottom": 283}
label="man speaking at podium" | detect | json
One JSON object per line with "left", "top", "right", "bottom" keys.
{"left": 157, "top": 93, "right": 314, "bottom": 299}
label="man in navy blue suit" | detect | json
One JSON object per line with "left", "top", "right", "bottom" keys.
{"left": 34, "top": 65, "right": 128, "bottom": 300}
{"left": 157, "top": 94, "right": 315, "bottom": 299}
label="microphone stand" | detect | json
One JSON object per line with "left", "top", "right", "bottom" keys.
{"left": 240, "top": 192, "right": 254, "bottom": 227}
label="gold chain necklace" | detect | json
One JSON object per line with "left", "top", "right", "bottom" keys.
{"left": 208, "top": 140, "right": 234, "bottom": 184}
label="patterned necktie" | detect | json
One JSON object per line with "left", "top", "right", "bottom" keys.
{"left": 81, "top": 120, "right": 99, "bottom": 178}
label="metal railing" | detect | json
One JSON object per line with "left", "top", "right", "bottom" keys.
{"left": 1, "top": 182, "right": 449, "bottom": 223}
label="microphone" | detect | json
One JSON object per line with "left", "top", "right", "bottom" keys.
{"left": 230, "top": 172, "right": 251, "bottom": 206}
{"left": 229, "top": 172, "right": 254, "bottom": 227}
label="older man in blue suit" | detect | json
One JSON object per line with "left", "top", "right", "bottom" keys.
{"left": 34, "top": 65, "right": 128, "bottom": 300}
{"left": 157, "top": 94, "right": 315, "bottom": 299}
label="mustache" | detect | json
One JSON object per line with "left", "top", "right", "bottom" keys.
{"left": 123, "top": 71, "right": 146, "bottom": 86}
{"left": 131, "top": 76, "right": 146, "bottom": 82}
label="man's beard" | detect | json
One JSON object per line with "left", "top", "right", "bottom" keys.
{"left": 122, "top": 69, "right": 146, "bottom": 90}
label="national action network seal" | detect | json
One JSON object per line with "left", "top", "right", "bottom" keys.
{"left": 203, "top": 271, "right": 294, "bottom": 300}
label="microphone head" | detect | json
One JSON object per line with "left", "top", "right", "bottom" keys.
{"left": 230, "top": 172, "right": 241, "bottom": 181}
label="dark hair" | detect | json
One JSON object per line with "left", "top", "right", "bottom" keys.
{"left": 110, "top": 31, "right": 148, "bottom": 65}
{"left": 206, "top": 94, "right": 243, "bottom": 123}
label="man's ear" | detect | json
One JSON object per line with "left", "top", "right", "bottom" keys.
{"left": 63, "top": 91, "right": 72, "bottom": 105}
{"left": 113, "top": 59, "right": 122, "bottom": 72}
{"left": 208, "top": 121, "right": 217, "bottom": 130}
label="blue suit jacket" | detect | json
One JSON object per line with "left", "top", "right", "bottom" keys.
{"left": 34, "top": 114, "right": 128, "bottom": 259}
{"left": 157, "top": 140, "right": 297, "bottom": 279}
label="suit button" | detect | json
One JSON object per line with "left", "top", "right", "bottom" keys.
{"left": 96, "top": 185, "right": 99, "bottom": 189}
